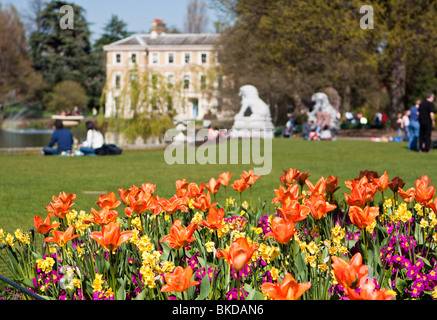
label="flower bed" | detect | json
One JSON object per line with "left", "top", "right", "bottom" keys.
{"left": 1, "top": 169, "right": 436, "bottom": 300}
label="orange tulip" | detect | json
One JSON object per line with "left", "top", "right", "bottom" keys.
{"left": 44, "top": 225, "right": 79, "bottom": 247}
{"left": 175, "top": 179, "right": 188, "bottom": 192}
{"left": 139, "top": 182, "right": 156, "bottom": 197}
{"left": 200, "top": 207, "right": 225, "bottom": 230}
{"left": 305, "top": 194, "right": 337, "bottom": 220}
{"left": 370, "top": 171, "right": 390, "bottom": 193}
{"left": 280, "top": 168, "right": 299, "bottom": 187}
{"left": 348, "top": 206, "right": 379, "bottom": 229}
{"left": 398, "top": 187, "right": 416, "bottom": 203}
{"left": 118, "top": 185, "right": 139, "bottom": 205}
{"left": 161, "top": 266, "right": 200, "bottom": 293}
{"left": 231, "top": 178, "right": 249, "bottom": 193}
{"left": 325, "top": 175, "right": 340, "bottom": 196}
{"left": 84, "top": 207, "right": 118, "bottom": 226}
{"left": 218, "top": 172, "right": 233, "bottom": 187}
{"left": 96, "top": 192, "right": 121, "bottom": 210}
{"left": 45, "top": 192, "right": 76, "bottom": 219}
{"left": 216, "top": 237, "right": 256, "bottom": 272}
{"left": 191, "top": 193, "right": 217, "bottom": 212}
{"left": 331, "top": 252, "right": 368, "bottom": 289}
{"left": 52, "top": 192, "right": 76, "bottom": 204}
{"left": 186, "top": 182, "right": 205, "bottom": 198}
{"left": 33, "top": 215, "right": 60, "bottom": 235}
{"left": 89, "top": 222, "right": 133, "bottom": 253}
{"left": 157, "top": 196, "right": 188, "bottom": 214}
{"left": 264, "top": 216, "right": 297, "bottom": 244}
{"left": 160, "top": 219, "right": 198, "bottom": 250}
{"left": 345, "top": 279, "right": 395, "bottom": 300}
{"left": 261, "top": 273, "right": 311, "bottom": 300}
{"left": 272, "top": 184, "right": 303, "bottom": 205}
{"left": 205, "top": 177, "right": 221, "bottom": 195}
{"left": 414, "top": 178, "right": 435, "bottom": 206}
{"left": 125, "top": 194, "right": 158, "bottom": 216}
{"left": 343, "top": 188, "right": 366, "bottom": 208}
{"left": 240, "top": 170, "right": 261, "bottom": 186}
{"left": 305, "top": 177, "right": 326, "bottom": 196}
{"left": 276, "top": 200, "right": 310, "bottom": 223}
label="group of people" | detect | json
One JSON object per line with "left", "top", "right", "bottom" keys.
{"left": 42, "top": 120, "right": 105, "bottom": 156}
{"left": 403, "top": 93, "right": 435, "bottom": 152}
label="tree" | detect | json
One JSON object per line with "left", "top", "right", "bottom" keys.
{"left": 0, "top": 4, "right": 45, "bottom": 120}
{"left": 216, "top": 0, "right": 381, "bottom": 123}
{"left": 374, "top": 0, "right": 437, "bottom": 127}
{"left": 184, "top": 0, "right": 209, "bottom": 33}
{"left": 28, "top": 1, "right": 97, "bottom": 108}
{"left": 46, "top": 80, "right": 88, "bottom": 113}
{"left": 93, "top": 14, "right": 133, "bottom": 51}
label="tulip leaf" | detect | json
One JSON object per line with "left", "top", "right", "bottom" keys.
{"left": 395, "top": 278, "right": 408, "bottom": 293}
{"left": 116, "top": 277, "right": 126, "bottom": 300}
{"left": 134, "top": 289, "right": 147, "bottom": 300}
{"left": 196, "top": 275, "right": 211, "bottom": 300}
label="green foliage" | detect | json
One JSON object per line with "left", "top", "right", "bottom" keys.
{"left": 46, "top": 80, "right": 88, "bottom": 113}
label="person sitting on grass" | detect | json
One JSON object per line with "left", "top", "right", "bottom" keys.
{"left": 79, "top": 121, "right": 104, "bottom": 156}
{"left": 42, "top": 119, "right": 73, "bottom": 156}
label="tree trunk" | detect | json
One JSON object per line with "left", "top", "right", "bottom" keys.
{"left": 388, "top": 46, "right": 406, "bottom": 129}
{"left": 342, "top": 85, "right": 351, "bottom": 114}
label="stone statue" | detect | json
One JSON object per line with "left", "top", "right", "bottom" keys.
{"left": 231, "top": 85, "right": 274, "bottom": 138}
{"left": 308, "top": 92, "right": 340, "bottom": 130}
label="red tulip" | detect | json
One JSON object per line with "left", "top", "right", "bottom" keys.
{"left": 280, "top": 168, "right": 300, "bottom": 187}
{"left": 272, "top": 184, "right": 303, "bottom": 205}
{"left": 231, "top": 178, "right": 249, "bottom": 193}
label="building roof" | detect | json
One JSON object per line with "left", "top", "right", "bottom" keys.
{"left": 105, "top": 33, "right": 220, "bottom": 50}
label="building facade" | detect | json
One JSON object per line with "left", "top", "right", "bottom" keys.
{"left": 103, "top": 19, "right": 221, "bottom": 121}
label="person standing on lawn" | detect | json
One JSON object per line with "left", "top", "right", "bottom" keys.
{"left": 418, "top": 93, "right": 435, "bottom": 153}
{"left": 408, "top": 99, "right": 420, "bottom": 151}
{"left": 43, "top": 119, "right": 74, "bottom": 155}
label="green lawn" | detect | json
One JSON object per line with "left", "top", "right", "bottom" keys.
{"left": 1, "top": 138, "right": 436, "bottom": 232}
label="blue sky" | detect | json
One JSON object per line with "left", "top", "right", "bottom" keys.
{"left": 0, "top": 0, "right": 222, "bottom": 41}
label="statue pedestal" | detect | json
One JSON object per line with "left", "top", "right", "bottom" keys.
{"left": 231, "top": 115, "right": 275, "bottom": 139}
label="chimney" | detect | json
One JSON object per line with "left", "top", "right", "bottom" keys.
{"left": 151, "top": 19, "right": 166, "bottom": 39}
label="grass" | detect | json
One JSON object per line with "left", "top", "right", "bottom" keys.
{"left": 1, "top": 137, "right": 437, "bottom": 233}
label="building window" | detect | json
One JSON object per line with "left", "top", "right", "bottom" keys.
{"left": 115, "top": 53, "right": 121, "bottom": 64}
{"left": 200, "top": 75, "right": 207, "bottom": 89}
{"left": 201, "top": 53, "right": 207, "bottom": 64}
{"left": 131, "top": 53, "right": 137, "bottom": 64}
{"left": 183, "top": 75, "right": 190, "bottom": 89}
{"left": 168, "top": 53, "right": 174, "bottom": 64}
{"left": 184, "top": 53, "right": 190, "bottom": 64}
{"left": 167, "top": 74, "right": 174, "bottom": 88}
{"left": 152, "top": 53, "right": 158, "bottom": 64}
{"left": 115, "top": 74, "right": 121, "bottom": 88}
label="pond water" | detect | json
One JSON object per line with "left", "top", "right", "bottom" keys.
{"left": 0, "top": 129, "right": 86, "bottom": 148}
